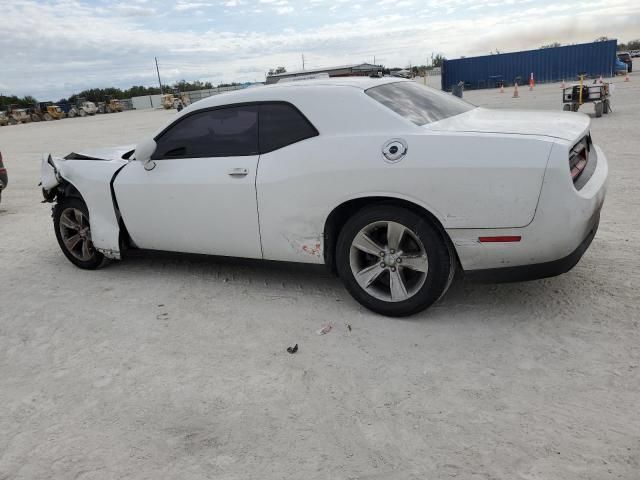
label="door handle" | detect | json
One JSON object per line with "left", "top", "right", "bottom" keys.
{"left": 228, "top": 168, "right": 249, "bottom": 178}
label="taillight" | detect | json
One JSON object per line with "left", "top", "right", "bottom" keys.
{"left": 569, "top": 136, "right": 589, "bottom": 182}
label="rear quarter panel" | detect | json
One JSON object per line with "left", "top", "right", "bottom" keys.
{"left": 256, "top": 129, "right": 553, "bottom": 263}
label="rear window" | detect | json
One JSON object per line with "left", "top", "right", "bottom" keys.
{"left": 365, "top": 81, "right": 475, "bottom": 126}
{"left": 618, "top": 53, "right": 631, "bottom": 61}
{"left": 259, "top": 103, "right": 318, "bottom": 153}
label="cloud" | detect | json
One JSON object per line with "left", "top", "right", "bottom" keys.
{"left": 1, "top": 0, "right": 639, "bottom": 100}
{"left": 175, "top": 1, "right": 213, "bottom": 11}
{"left": 276, "top": 5, "right": 294, "bottom": 14}
{"left": 114, "top": 3, "right": 156, "bottom": 16}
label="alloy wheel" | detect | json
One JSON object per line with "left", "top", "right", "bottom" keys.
{"left": 349, "top": 221, "right": 429, "bottom": 302}
{"left": 58, "top": 207, "right": 95, "bottom": 261}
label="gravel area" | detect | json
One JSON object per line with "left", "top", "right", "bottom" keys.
{"left": 0, "top": 71, "right": 638, "bottom": 479}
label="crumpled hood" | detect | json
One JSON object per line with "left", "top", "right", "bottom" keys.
{"left": 424, "top": 107, "right": 590, "bottom": 142}
{"left": 66, "top": 144, "right": 135, "bottom": 161}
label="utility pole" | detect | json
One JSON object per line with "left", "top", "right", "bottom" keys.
{"left": 301, "top": 53, "right": 305, "bottom": 71}
{"left": 155, "top": 57, "right": 163, "bottom": 94}
{"left": 373, "top": 55, "right": 376, "bottom": 65}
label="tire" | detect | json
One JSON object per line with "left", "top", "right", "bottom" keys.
{"left": 336, "top": 205, "right": 453, "bottom": 317}
{"left": 563, "top": 104, "right": 571, "bottom": 111}
{"left": 603, "top": 99, "right": 610, "bottom": 114}
{"left": 53, "top": 197, "right": 106, "bottom": 269}
{"left": 595, "top": 102, "right": 603, "bottom": 118}
{"left": 79, "top": 109, "right": 87, "bottom": 117}
{"left": 31, "top": 114, "right": 41, "bottom": 122}
{"left": 44, "top": 113, "right": 52, "bottom": 121}
{"left": 68, "top": 110, "right": 76, "bottom": 118}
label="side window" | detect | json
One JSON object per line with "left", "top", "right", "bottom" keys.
{"left": 259, "top": 103, "right": 318, "bottom": 154}
{"left": 153, "top": 105, "right": 259, "bottom": 159}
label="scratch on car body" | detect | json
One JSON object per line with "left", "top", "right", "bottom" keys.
{"left": 283, "top": 233, "right": 323, "bottom": 258}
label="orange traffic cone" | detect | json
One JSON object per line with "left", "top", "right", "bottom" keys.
{"left": 529, "top": 72, "right": 534, "bottom": 91}
{"left": 625, "top": 72, "right": 630, "bottom": 82}
{"left": 513, "top": 82, "right": 519, "bottom": 98}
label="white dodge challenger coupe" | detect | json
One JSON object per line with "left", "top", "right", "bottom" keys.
{"left": 41, "top": 78, "right": 608, "bottom": 316}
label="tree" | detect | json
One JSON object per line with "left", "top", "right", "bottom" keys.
{"left": 0, "top": 94, "right": 39, "bottom": 109}
{"left": 540, "top": 42, "right": 561, "bottom": 49}
{"left": 267, "top": 66, "right": 287, "bottom": 76}
{"left": 432, "top": 54, "right": 446, "bottom": 68}
{"left": 618, "top": 39, "right": 640, "bottom": 51}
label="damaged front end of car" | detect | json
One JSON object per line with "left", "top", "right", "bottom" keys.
{"left": 41, "top": 154, "right": 65, "bottom": 203}
{"left": 40, "top": 151, "right": 132, "bottom": 260}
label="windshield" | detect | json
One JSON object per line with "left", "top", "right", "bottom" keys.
{"left": 365, "top": 81, "right": 475, "bottom": 126}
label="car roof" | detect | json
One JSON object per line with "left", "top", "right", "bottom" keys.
{"left": 155, "top": 76, "right": 417, "bottom": 138}
{"left": 190, "top": 76, "right": 411, "bottom": 110}
{"left": 265, "top": 76, "right": 409, "bottom": 90}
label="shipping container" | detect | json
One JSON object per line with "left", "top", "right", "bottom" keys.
{"left": 441, "top": 40, "right": 617, "bottom": 91}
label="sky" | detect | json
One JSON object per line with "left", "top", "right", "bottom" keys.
{"left": 2, "top": 0, "right": 639, "bottom": 100}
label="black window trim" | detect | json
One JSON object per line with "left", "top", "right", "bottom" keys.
{"left": 151, "top": 100, "right": 319, "bottom": 160}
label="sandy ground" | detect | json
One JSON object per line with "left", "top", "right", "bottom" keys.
{"left": 1, "top": 72, "right": 639, "bottom": 480}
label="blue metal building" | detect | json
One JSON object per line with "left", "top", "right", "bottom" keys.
{"left": 441, "top": 40, "right": 617, "bottom": 91}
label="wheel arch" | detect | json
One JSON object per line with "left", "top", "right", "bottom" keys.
{"left": 323, "top": 196, "right": 459, "bottom": 273}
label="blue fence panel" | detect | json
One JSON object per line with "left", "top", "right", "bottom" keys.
{"left": 441, "top": 40, "right": 617, "bottom": 91}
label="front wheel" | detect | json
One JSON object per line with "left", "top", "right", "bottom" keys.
{"left": 336, "top": 206, "right": 453, "bottom": 317}
{"left": 53, "top": 197, "right": 106, "bottom": 269}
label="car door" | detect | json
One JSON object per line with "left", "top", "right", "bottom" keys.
{"left": 113, "top": 104, "right": 263, "bottom": 259}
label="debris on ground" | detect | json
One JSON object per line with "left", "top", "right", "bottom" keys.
{"left": 286, "top": 344, "right": 298, "bottom": 354}
{"left": 316, "top": 324, "right": 332, "bottom": 335}
{"left": 347, "top": 324, "right": 352, "bottom": 332}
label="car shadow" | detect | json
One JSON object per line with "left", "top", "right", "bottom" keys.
{"left": 115, "top": 249, "right": 578, "bottom": 319}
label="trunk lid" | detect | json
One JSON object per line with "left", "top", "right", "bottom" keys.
{"left": 424, "top": 107, "right": 590, "bottom": 141}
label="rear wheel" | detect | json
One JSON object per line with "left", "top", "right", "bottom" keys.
{"left": 336, "top": 205, "right": 453, "bottom": 317}
{"left": 79, "top": 109, "right": 87, "bottom": 117}
{"left": 563, "top": 104, "right": 571, "bottom": 111}
{"left": 53, "top": 197, "right": 106, "bottom": 269}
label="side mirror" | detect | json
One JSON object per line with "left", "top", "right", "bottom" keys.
{"left": 135, "top": 137, "right": 157, "bottom": 171}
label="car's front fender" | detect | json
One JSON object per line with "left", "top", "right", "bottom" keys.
{"left": 41, "top": 154, "right": 127, "bottom": 258}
